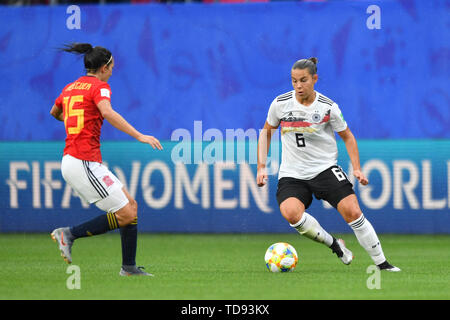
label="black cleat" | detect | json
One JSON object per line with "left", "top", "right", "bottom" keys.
{"left": 330, "top": 238, "right": 353, "bottom": 265}
{"left": 377, "top": 260, "right": 401, "bottom": 272}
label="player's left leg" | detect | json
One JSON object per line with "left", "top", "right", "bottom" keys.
{"left": 52, "top": 157, "right": 127, "bottom": 264}
{"left": 116, "top": 188, "right": 152, "bottom": 276}
{"left": 337, "top": 194, "right": 400, "bottom": 272}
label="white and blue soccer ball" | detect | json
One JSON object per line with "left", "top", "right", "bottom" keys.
{"left": 265, "top": 242, "right": 299, "bottom": 272}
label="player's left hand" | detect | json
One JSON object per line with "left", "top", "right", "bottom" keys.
{"left": 353, "top": 170, "right": 369, "bottom": 185}
{"left": 138, "top": 134, "right": 163, "bottom": 150}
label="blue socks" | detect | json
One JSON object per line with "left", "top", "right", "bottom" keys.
{"left": 69, "top": 213, "right": 138, "bottom": 267}
{"left": 70, "top": 212, "right": 119, "bottom": 238}
{"left": 120, "top": 217, "right": 138, "bottom": 266}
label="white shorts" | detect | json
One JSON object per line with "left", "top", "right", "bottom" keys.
{"left": 61, "top": 154, "right": 129, "bottom": 213}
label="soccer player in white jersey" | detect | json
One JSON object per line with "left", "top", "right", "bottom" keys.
{"left": 257, "top": 58, "right": 400, "bottom": 271}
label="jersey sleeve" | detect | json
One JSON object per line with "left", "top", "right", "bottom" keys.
{"left": 330, "top": 103, "right": 347, "bottom": 132}
{"left": 54, "top": 94, "right": 63, "bottom": 109}
{"left": 92, "top": 83, "right": 112, "bottom": 105}
{"left": 266, "top": 99, "right": 280, "bottom": 127}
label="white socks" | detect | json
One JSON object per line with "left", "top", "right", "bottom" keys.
{"left": 291, "top": 212, "right": 387, "bottom": 266}
{"left": 290, "top": 212, "right": 334, "bottom": 247}
{"left": 349, "top": 214, "right": 386, "bottom": 265}
{"left": 291, "top": 212, "right": 386, "bottom": 266}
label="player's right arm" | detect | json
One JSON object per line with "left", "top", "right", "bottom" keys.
{"left": 50, "top": 104, "right": 64, "bottom": 121}
{"left": 257, "top": 98, "right": 280, "bottom": 187}
{"left": 257, "top": 121, "right": 278, "bottom": 187}
{"left": 96, "top": 99, "right": 163, "bottom": 150}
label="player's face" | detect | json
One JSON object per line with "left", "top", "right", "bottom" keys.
{"left": 291, "top": 68, "right": 318, "bottom": 100}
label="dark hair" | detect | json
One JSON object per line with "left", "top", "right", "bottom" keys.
{"left": 292, "top": 57, "right": 318, "bottom": 75}
{"left": 61, "top": 43, "right": 112, "bottom": 73}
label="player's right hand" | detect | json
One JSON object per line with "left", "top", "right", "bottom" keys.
{"left": 137, "top": 134, "right": 163, "bottom": 150}
{"left": 256, "top": 167, "right": 268, "bottom": 187}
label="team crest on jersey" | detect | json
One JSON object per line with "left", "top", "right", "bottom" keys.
{"left": 311, "top": 112, "right": 322, "bottom": 123}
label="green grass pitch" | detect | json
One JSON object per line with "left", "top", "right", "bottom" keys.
{"left": 0, "top": 233, "right": 449, "bottom": 300}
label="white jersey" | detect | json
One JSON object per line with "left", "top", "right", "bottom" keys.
{"left": 266, "top": 90, "right": 347, "bottom": 180}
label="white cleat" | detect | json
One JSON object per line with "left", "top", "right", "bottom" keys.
{"left": 338, "top": 239, "right": 354, "bottom": 265}
{"left": 51, "top": 227, "right": 74, "bottom": 264}
{"left": 331, "top": 238, "right": 354, "bottom": 265}
{"left": 119, "top": 265, "right": 154, "bottom": 277}
{"left": 377, "top": 261, "right": 401, "bottom": 272}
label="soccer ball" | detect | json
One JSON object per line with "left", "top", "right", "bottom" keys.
{"left": 264, "top": 242, "right": 298, "bottom": 272}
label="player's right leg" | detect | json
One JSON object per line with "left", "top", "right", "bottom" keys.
{"left": 279, "top": 197, "right": 352, "bottom": 264}
{"left": 276, "top": 178, "right": 350, "bottom": 264}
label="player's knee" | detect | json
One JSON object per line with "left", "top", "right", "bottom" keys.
{"left": 126, "top": 200, "right": 138, "bottom": 223}
{"left": 337, "top": 196, "right": 362, "bottom": 223}
{"left": 280, "top": 205, "right": 303, "bottom": 225}
{"left": 346, "top": 208, "right": 362, "bottom": 223}
{"left": 123, "top": 212, "right": 136, "bottom": 226}
{"left": 115, "top": 202, "right": 138, "bottom": 226}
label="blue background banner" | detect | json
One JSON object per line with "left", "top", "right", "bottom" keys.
{"left": 0, "top": 1, "right": 449, "bottom": 234}
{"left": 0, "top": 0, "right": 449, "bottom": 141}
{"left": 1, "top": 140, "right": 449, "bottom": 233}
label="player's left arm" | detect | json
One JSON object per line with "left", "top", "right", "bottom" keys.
{"left": 337, "top": 127, "right": 369, "bottom": 185}
{"left": 50, "top": 104, "right": 64, "bottom": 121}
{"left": 97, "top": 99, "right": 163, "bottom": 150}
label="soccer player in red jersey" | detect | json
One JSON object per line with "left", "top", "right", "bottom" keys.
{"left": 50, "top": 43, "right": 162, "bottom": 276}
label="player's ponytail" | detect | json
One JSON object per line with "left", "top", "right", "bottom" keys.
{"left": 62, "top": 43, "right": 93, "bottom": 55}
{"left": 308, "top": 57, "right": 318, "bottom": 65}
{"left": 61, "top": 42, "right": 112, "bottom": 73}
{"left": 292, "top": 57, "right": 318, "bottom": 75}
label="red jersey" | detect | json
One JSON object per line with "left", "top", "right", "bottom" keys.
{"left": 55, "top": 76, "right": 111, "bottom": 162}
